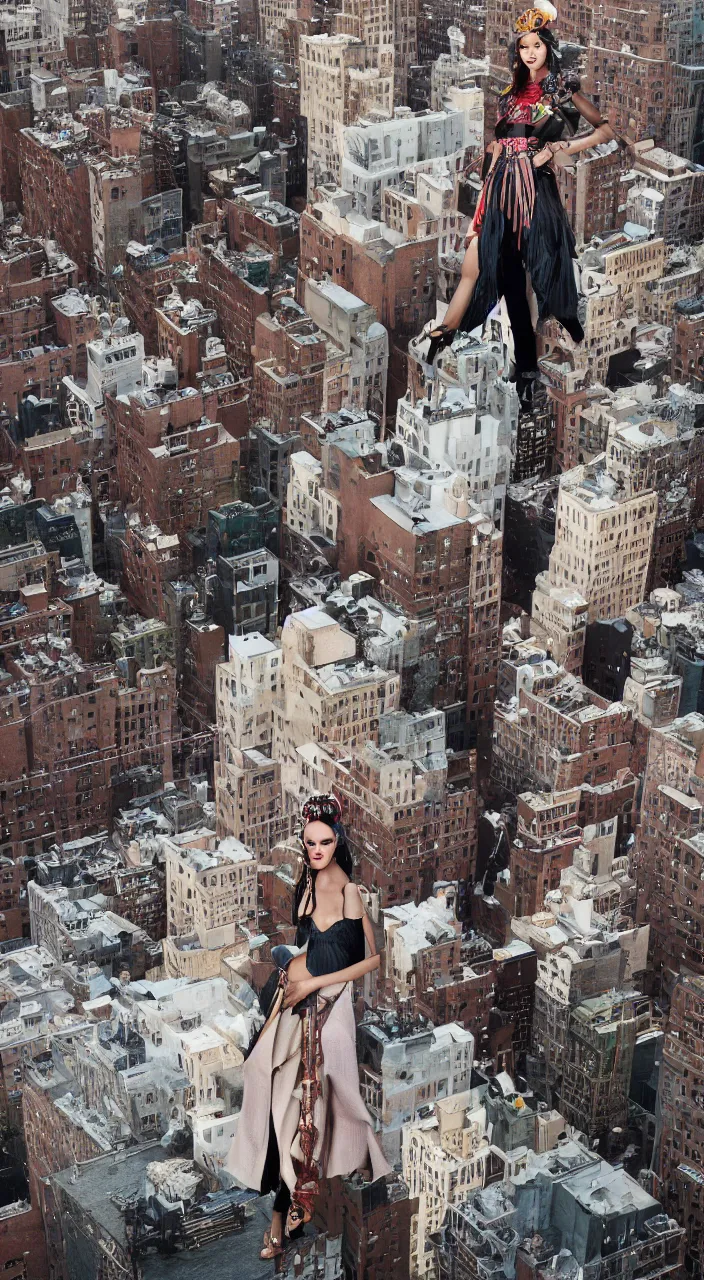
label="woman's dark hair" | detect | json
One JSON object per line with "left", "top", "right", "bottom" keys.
{"left": 507, "top": 27, "right": 560, "bottom": 94}
{"left": 292, "top": 794, "right": 354, "bottom": 924}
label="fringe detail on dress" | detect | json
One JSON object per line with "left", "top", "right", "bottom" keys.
{"left": 484, "top": 150, "right": 535, "bottom": 248}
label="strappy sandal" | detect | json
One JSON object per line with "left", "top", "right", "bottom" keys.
{"left": 260, "top": 1229, "right": 284, "bottom": 1259}
{"left": 425, "top": 324, "right": 456, "bottom": 364}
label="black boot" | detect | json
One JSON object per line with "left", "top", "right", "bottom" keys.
{"left": 515, "top": 370, "right": 539, "bottom": 411}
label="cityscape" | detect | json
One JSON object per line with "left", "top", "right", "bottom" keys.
{"left": 0, "top": 0, "right": 703, "bottom": 1278}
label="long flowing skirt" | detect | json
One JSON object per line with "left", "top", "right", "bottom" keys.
{"left": 461, "top": 154, "right": 583, "bottom": 341}
{"left": 226, "top": 979, "right": 391, "bottom": 1204}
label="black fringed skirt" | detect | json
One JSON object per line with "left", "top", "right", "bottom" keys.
{"left": 461, "top": 151, "right": 584, "bottom": 343}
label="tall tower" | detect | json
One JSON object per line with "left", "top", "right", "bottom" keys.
{"left": 335, "top": 0, "right": 396, "bottom": 98}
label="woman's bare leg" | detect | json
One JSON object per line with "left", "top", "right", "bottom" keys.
{"left": 439, "top": 237, "right": 480, "bottom": 332}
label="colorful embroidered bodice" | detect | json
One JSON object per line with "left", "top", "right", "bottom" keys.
{"left": 495, "top": 80, "right": 560, "bottom": 153}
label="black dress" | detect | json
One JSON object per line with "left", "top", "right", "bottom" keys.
{"left": 295, "top": 914, "right": 366, "bottom": 974}
{"left": 461, "top": 73, "right": 587, "bottom": 369}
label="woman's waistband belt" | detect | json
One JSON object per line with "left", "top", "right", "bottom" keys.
{"left": 496, "top": 124, "right": 540, "bottom": 139}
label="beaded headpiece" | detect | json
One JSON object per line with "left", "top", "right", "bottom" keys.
{"left": 514, "top": 2, "right": 557, "bottom": 33}
{"left": 296, "top": 795, "right": 345, "bottom": 905}
{"left": 299, "top": 793, "right": 343, "bottom": 831}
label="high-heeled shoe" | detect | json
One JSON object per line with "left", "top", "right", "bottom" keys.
{"left": 425, "top": 324, "right": 456, "bottom": 364}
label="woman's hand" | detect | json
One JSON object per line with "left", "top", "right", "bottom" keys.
{"left": 533, "top": 143, "right": 555, "bottom": 168}
{"left": 550, "top": 140, "right": 574, "bottom": 166}
{"left": 282, "top": 976, "right": 318, "bottom": 1010}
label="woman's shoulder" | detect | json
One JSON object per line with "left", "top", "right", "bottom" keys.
{"left": 342, "top": 880, "right": 364, "bottom": 919}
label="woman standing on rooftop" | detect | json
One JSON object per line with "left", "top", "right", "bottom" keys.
{"left": 226, "top": 793, "right": 390, "bottom": 1261}
{"left": 425, "top": 3, "right": 615, "bottom": 408}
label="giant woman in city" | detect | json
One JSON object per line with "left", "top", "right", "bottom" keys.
{"left": 226, "top": 793, "right": 390, "bottom": 1260}
{"left": 426, "top": 3, "right": 616, "bottom": 407}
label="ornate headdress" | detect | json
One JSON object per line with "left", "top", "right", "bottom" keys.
{"left": 299, "top": 793, "right": 343, "bottom": 831}
{"left": 514, "top": 2, "right": 557, "bottom": 33}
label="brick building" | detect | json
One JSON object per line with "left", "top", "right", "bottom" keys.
{"left": 673, "top": 296, "right": 704, "bottom": 388}
{"left": 194, "top": 237, "right": 288, "bottom": 376}
{"left": 556, "top": 144, "right": 628, "bottom": 247}
{"left": 493, "top": 668, "right": 635, "bottom": 799}
{"left": 180, "top": 614, "right": 226, "bottom": 731}
{"left": 19, "top": 116, "right": 94, "bottom": 279}
{"left": 505, "top": 788, "right": 583, "bottom": 920}
{"left": 634, "top": 711, "right": 704, "bottom": 994}
{"left": 341, "top": 465, "right": 502, "bottom": 745}
{"left": 0, "top": 91, "right": 32, "bottom": 209}
{"left": 492, "top": 938, "right": 537, "bottom": 1057}
{"left": 316, "top": 1173, "right": 417, "bottom": 1279}
{"left": 100, "top": 16, "right": 180, "bottom": 91}
{"left": 414, "top": 951, "right": 495, "bottom": 1048}
{"left": 51, "top": 290, "right": 100, "bottom": 380}
{"left": 118, "top": 244, "right": 193, "bottom": 354}
{"left": 224, "top": 187, "right": 299, "bottom": 271}
{"left": 0, "top": 637, "right": 176, "bottom": 937}
{"left": 109, "top": 380, "right": 239, "bottom": 541}
{"left": 119, "top": 514, "right": 181, "bottom": 620}
{"left": 251, "top": 302, "right": 328, "bottom": 433}
{"left": 657, "top": 976, "right": 704, "bottom": 1273}
{"left": 18, "top": 426, "right": 92, "bottom": 502}
{"left": 156, "top": 291, "right": 220, "bottom": 386}
{"left": 0, "top": 231, "right": 85, "bottom": 412}
{"left": 298, "top": 187, "right": 438, "bottom": 346}
{"left": 0, "top": 341, "right": 73, "bottom": 415}
{"left": 87, "top": 152, "right": 146, "bottom": 282}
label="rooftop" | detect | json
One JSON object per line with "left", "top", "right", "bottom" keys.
{"left": 228, "top": 632, "right": 278, "bottom": 660}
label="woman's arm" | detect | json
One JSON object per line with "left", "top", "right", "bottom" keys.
{"left": 570, "top": 90, "right": 604, "bottom": 127}
{"left": 558, "top": 91, "right": 615, "bottom": 155}
{"left": 283, "top": 883, "right": 380, "bottom": 1008}
{"left": 362, "top": 909, "right": 376, "bottom": 957}
{"left": 283, "top": 952, "right": 380, "bottom": 1006}
{"left": 283, "top": 954, "right": 380, "bottom": 1008}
